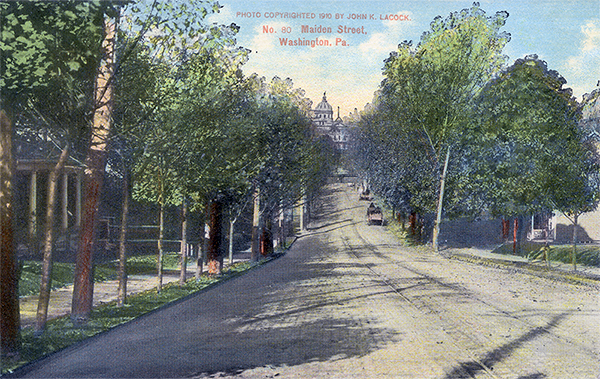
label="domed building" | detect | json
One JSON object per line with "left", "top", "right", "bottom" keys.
{"left": 311, "top": 92, "right": 352, "bottom": 150}
{"left": 313, "top": 92, "right": 334, "bottom": 128}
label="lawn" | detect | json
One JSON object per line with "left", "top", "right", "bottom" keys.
{"left": 491, "top": 241, "right": 600, "bottom": 267}
{"left": 18, "top": 252, "right": 185, "bottom": 298}
{"left": 380, "top": 205, "right": 600, "bottom": 268}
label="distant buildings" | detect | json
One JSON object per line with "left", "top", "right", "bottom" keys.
{"left": 311, "top": 92, "right": 352, "bottom": 151}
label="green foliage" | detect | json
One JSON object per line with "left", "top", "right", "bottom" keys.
{"left": 381, "top": 3, "right": 510, "bottom": 156}
{"left": 358, "top": 3, "right": 510, "bottom": 219}
{"left": 113, "top": 0, "right": 333, "bottom": 224}
{"left": 115, "top": 12, "right": 251, "bottom": 210}
{"left": 0, "top": 1, "right": 104, "bottom": 107}
{"left": 19, "top": 261, "right": 114, "bottom": 298}
{"left": 474, "top": 55, "right": 598, "bottom": 218}
{"left": 117, "top": 33, "right": 331, "bottom": 221}
{"left": 19, "top": 262, "right": 77, "bottom": 298}
{"left": 125, "top": 253, "right": 186, "bottom": 274}
{"left": 246, "top": 76, "right": 326, "bottom": 212}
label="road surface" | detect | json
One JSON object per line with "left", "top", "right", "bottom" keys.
{"left": 13, "top": 184, "right": 600, "bottom": 378}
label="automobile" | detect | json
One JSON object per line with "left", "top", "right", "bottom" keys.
{"left": 366, "top": 203, "right": 384, "bottom": 225}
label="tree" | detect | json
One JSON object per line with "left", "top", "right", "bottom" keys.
{"left": 71, "top": 7, "right": 117, "bottom": 323}
{"left": 378, "top": 2, "right": 510, "bottom": 250}
{"left": 0, "top": 110, "right": 19, "bottom": 357}
{"left": 72, "top": 0, "right": 229, "bottom": 321}
{"left": 25, "top": 22, "right": 102, "bottom": 333}
{"left": 35, "top": 148, "right": 69, "bottom": 333}
{"left": 547, "top": 88, "right": 600, "bottom": 270}
{"left": 355, "top": 99, "right": 438, "bottom": 239}
{"left": 244, "top": 76, "right": 332, "bottom": 258}
{"left": 474, "top": 55, "right": 596, "bottom": 257}
{"left": 117, "top": 15, "right": 249, "bottom": 277}
{"left": 117, "top": 164, "right": 130, "bottom": 305}
{"left": 1, "top": 0, "right": 104, "bottom": 350}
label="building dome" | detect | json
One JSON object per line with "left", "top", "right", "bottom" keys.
{"left": 315, "top": 92, "right": 333, "bottom": 112}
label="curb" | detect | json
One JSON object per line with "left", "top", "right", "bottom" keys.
{"left": 443, "top": 250, "right": 600, "bottom": 287}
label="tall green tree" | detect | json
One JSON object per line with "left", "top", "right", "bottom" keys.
{"left": 245, "top": 76, "right": 332, "bottom": 258}
{"left": 71, "top": 6, "right": 118, "bottom": 323}
{"left": 474, "top": 55, "right": 597, "bottom": 256}
{"left": 72, "top": 0, "right": 228, "bottom": 322}
{"left": 119, "top": 17, "right": 249, "bottom": 276}
{"left": 379, "top": 3, "right": 510, "bottom": 250}
{"left": 1, "top": 0, "right": 104, "bottom": 350}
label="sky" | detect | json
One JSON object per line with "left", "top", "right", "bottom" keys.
{"left": 208, "top": 0, "right": 600, "bottom": 118}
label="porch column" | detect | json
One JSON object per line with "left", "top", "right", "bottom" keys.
{"left": 75, "top": 172, "right": 82, "bottom": 228}
{"left": 29, "top": 171, "right": 37, "bottom": 243}
{"left": 62, "top": 173, "right": 69, "bottom": 231}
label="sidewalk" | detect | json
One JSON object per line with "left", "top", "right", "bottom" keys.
{"left": 444, "top": 246, "right": 600, "bottom": 284}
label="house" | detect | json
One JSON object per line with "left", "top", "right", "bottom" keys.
{"left": 528, "top": 89, "right": 600, "bottom": 244}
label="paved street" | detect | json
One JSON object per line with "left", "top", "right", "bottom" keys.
{"left": 13, "top": 184, "right": 600, "bottom": 378}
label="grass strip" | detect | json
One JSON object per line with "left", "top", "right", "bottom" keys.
{"left": 491, "top": 241, "right": 600, "bottom": 268}
{"left": 18, "top": 253, "right": 187, "bottom": 298}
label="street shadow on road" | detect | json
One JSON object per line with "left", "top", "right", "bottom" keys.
{"left": 302, "top": 221, "right": 359, "bottom": 237}
{"left": 235, "top": 288, "right": 395, "bottom": 328}
{"left": 315, "top": 204, "right": 364, "bottom": 220}
{"left": 185, "top": 238, "right": 407, "bottom": 377}
{"left": 442, "top": 311, "right": 570, "bottom": 379}
{"left": 185, "top": 292, "right": 403, "bottom": 378}
{"left": 306, "top": 218, "right": 354, "bottom": 232}
{"left": 188, "top": 315, "right": 402, "bottom": 378}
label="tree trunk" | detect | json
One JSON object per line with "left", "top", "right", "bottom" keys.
{"left": 305, "top": 197, "right": 311, "bottom": 226}
{"left": 572, "top": 213, "right": 579, "bottom": 271}
{"left": 432, "top": 145, "right": 450, "bottom": 251}
{"left": 179, "top": 200, "right": 188, "bottom": 286}
{"left": 71, "top": 13, "right": 116, "bottom": 324}
{"left": 157, "top": 201, "right": 164, "bottom": 293}
{"left": 0, "top": 110, "right": 20, "bottom": 356}
{"left": 513, "top": 217, "right": 519, "bottom": 254}
{"left": 260, "top": 212, "right": 273, "bottom": 256}
{"left": 278, "top": 203, "right": 285, "bottom": 249}
{"left": 299, "top": 195, "right": 307, "bottom": 231}
{"left": 196, "top": 204, "right": 208, "bottom": 280}
{"left": 250, "top": 186, "right": 260, "bottom": 262}
{"left": 228, "top": 218, "right": 235, "bottom": 265}
{"left": 207, "top": 199, "right": 223, "bottom": 275}
{"left": 35, "top": 146, "right": 69, "bottom": 333}
{"left": 408, "top": 212, "right": 416, "bottom": 237}
{"left": 28, "top": 171, "right": 38, "bottom": 255}
{"left": 501, "top": 218, "right": 510, "bottom": 241}
{"left": 195, "top": 232, "right": 204, "bottom": 280}
{"left": 116, "top": 171, "right": 129, "bottom": 307}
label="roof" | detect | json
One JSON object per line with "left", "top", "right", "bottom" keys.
{"left": 314, "top": 92, "right": 333, "bottom": 112}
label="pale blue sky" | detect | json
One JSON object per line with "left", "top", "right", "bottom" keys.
{"left": 209, "top": 0, "right": 600, "bottom": 116}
